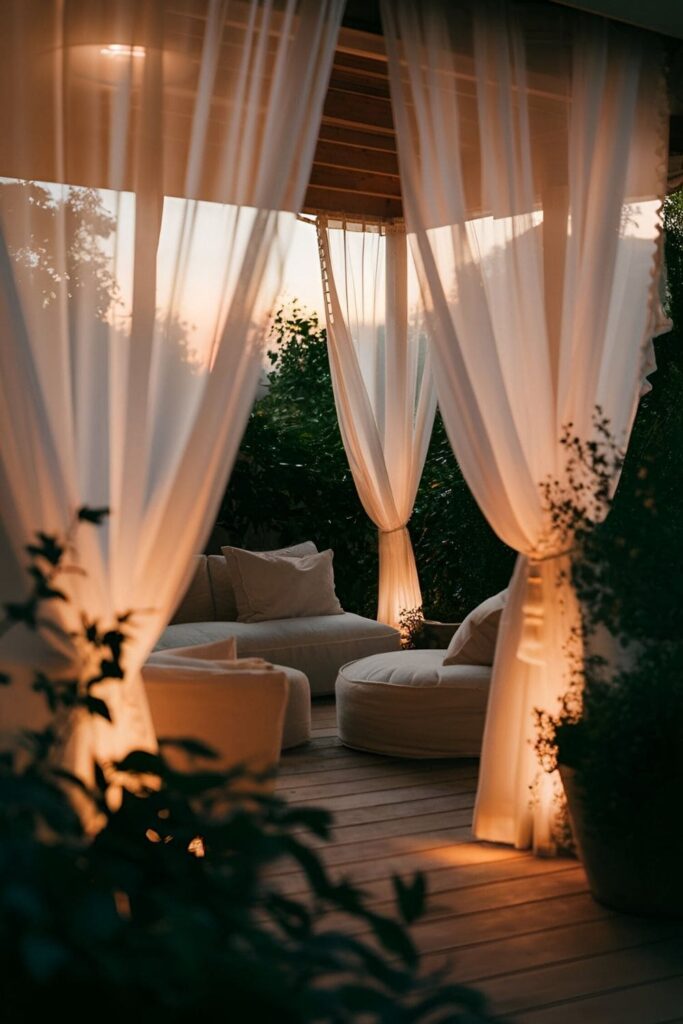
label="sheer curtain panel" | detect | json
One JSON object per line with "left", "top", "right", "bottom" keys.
{"left": 317, "top": 217, "right": 436, "bottom": 630}
{"left": 0, "top": 0, "right": 343, "bottom": 779}
{"left": 382, "top": 0, "right": 669, "bottom": 850}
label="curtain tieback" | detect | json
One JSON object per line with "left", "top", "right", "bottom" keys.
{"left": 518, "top": 547, "right": 574, "bottom": 667}
{"left": 379, "top": 525, "right": 408, "bottom": 536}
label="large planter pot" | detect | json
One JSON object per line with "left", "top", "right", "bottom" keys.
{"left": 560, "top": 765, "right": 683, "bottom": 918}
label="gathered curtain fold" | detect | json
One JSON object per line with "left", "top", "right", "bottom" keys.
{"left": 316, "top": 217, "right": 437, "bottom": 629}
{"left": 381, "top": 0, "right": 670, "bottom": 850}
{"left": 0, "top": 0, "right": 343, "bottom": 778}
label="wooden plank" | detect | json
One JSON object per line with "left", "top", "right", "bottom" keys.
{"left": 313, "top": 139, "right": 400, "bottom": 177}
{"left": 290, "top": 774, "right": 477, "bottom": 809}
{"left": 272, "top": 842, "right": 528, "bottom": 897}
{"left": 404, "top": 892, "right": 614, "bottom": 959}
{"left": 303, "top": 734, "right": 339, "bottom": 745}
{"left": 279, "top": 748, "right": 398, "bottom": 774}
{"left": 511, "top": 974, "right": 683, "bottom": 1024}
{"left": 480, "top": 937, "right": 683, "bottom": 1018}
{"left": 309, "top": 725, "right": 338, "bottom": 738}
{"left": 321, "top": 866, "right": 589, "bottom": 938}
{"left": 420, "top": 918, "right": 681, "bottom": 985}
{"left": 336, "top": 25, "right": 388, "bottom": 62}
{"left": 328, "top": 67, "right": 391, "bottom": 101}
{"left": 308, "top": 163, "right": 401, "bottom": 199}
{"left": 280, "top": 774, "right": 473, "bottom": 804}
{"left": 303, "top": 805, "right": 475, "bottom": 850}
{"left": 301, "top": 186, "right": 403, "bottom": 220}
{"left": 277, "top": 760, "right": 469, "bottom": 792}
{"left": 275, "top": 849, "right": 567, "bottom": 901}
{"left": 317, "top": 122, "right": 397, "bottom": 155}
{"left": 332, "top": 50, "right": 389, "bottom": 83}
{"left": 307, "top": 714, "right": 338, "bottom": 728}
{"left": 322, "top": 88, "right": 395, "bottom": 133}
{"left": 317, "top": 790, "right": 477, "bottom": 828}
{"left": 269, "top": 824, "right": 475, "bottom": 877}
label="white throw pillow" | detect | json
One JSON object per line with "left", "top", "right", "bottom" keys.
{"left": 443, "top": 590, "right": 507, "bottom": 667}
{"left": 213, "top": 541, "right": 318, "bottom": 620}
{"left": 222, "top": 547, "right": 344, "bottom": 623}
{"left": 171, "top": 555, "right": 215, "bottom": 624}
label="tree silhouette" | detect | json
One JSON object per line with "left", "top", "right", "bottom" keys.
{"left": 1, "top": 180, "right": 118, "bottom": 320}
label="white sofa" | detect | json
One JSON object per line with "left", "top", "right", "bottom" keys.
{"left": 154, "top": 554, "right": 401, "bottom": 696}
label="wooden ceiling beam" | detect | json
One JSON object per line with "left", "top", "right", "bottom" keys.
{"left": 302, "top": 186, "right": 402, "bottom": 221}
{"left": 307, "top": 164, "right": 401, "bottom": 199}
{"left": 328, "top": 68, "right": 391, "bottom": 100}
{"left": 313, "top": 139, "right": 399, "bottom": 176}
{"left": 322, "top": 88, "right": 395, "bottom": 134}
{"left": 316, "top": 122, "right": 397, "bottom": 154}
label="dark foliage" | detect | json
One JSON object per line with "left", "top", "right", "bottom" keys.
{"left": 535, "top": 192, "right": 683, "bottom": 855}
{"left": 218, "top": 305, "right": 514, "bottom": 621}
{"left": 0, "top": 513, "right": 491, "bottom": 1023}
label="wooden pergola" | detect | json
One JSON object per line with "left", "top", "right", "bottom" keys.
{"left": 302, "top": 0, "right": 683, "bottom": 222}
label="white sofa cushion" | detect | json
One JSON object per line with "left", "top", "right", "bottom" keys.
{"left": 222, "top": 546, "right": 342, "bottom": 623}
{"left": 210, "top": 542, "right": 318, "bottom": 621}
{"left": 443, "top": 590, "right": 507, "bottom": 666}
{"left": 170, "top": 555, "right": 215, "bottom": 624}
{"left": 336, "top": 649, "right": 491, "bottom": 758}
{"left": 155, "top": 612, "right": 401, "bottom": 697}
{"left": 147, "top": 637, "right": 237, "bottom": 663}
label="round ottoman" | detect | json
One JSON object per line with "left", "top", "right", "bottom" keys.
{"left": 335, "top": 650, "right": 491, "bottom": 758}
{"left": 274, "top": 664, "right": 311, "bottom": 749}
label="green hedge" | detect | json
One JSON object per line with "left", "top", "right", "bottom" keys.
{"left": 218, "top": 308, "right": 514, "bottom": 622}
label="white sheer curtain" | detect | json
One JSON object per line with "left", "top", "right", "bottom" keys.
{"left": 0, "top": 0, "right": 343, "bottom": 777}
{"left": 382, "top": 0, "right": 669, "bottom": 850}
{"left": 316, "top": 217, "right": 436, "bottom": 629}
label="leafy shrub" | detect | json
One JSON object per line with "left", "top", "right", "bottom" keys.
{"left": 535, "top": 192, "right": 683, "bottom": 852}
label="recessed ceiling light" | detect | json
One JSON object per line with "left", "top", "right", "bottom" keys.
{"left": 99, "top": 44, "right": 146, "bottom": 59}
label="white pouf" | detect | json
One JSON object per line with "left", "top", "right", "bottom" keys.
{"left": 335, "top": 649, "right": 491, "bottom": 758}
{"left": 274, "top": 664, "right": 311, "bottom": 749}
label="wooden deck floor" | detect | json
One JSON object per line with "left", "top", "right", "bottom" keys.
{"left": 276, "top": 698, "right": 683, "bottom": 1023}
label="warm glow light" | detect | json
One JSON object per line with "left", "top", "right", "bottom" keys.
{"left": 114, "top": 891, "right": 131, "bottom": 919}
{"left": 188, "top": 836, "right": 205, "bottom": 858}
{"left": 100, "top": 44, "right": 146, "bottom": 59}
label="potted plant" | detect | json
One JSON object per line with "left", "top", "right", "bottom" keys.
{"left": 536, "top": 388, "right": 683, "bottom": 915}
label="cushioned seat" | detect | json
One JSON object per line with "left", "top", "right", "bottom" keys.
{"left": 146, "top": 639, "right": 311, "bottom": 751}
{"left": 335, "top": 649, "right": 491, "bottom": 758}
{"left": 273, "top": 664, "right": 311, "bottom": 749}
{"left": 156, "top": 612, "right": 400, "bottom": 697}
{"left": 143, "top": 660, "right": 289, "bottom": 791}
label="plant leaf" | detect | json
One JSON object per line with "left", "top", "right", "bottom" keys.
{"left": 157, "top": 736, "right": 219, "bottom": 760}
{"left": 83, "top": 695, "right": 112, "bottom": 721}
{"left": 392, "top": 872, "right": 426, "bottom": 925}
{"left": 77, "top": 505, "right": 110, "bottom": 524}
